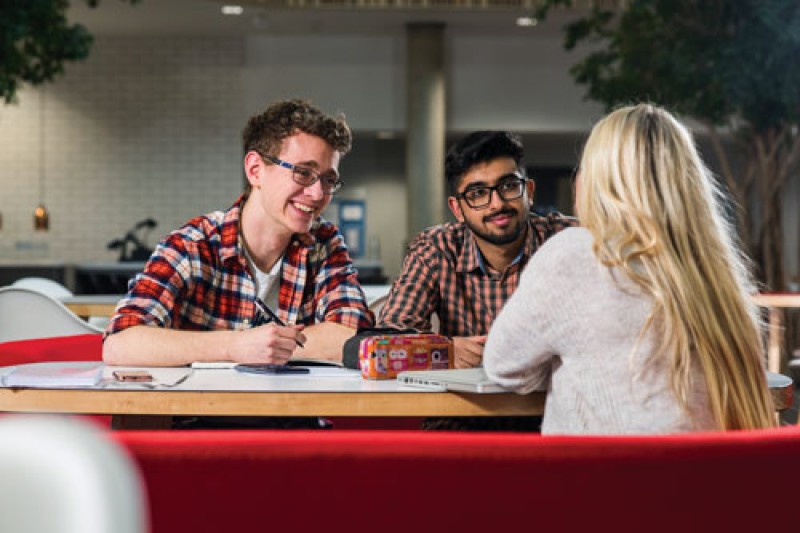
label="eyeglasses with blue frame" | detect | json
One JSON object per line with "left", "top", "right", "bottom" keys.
{"left": 264, "top": 154, "right": 343, "bottom": 195}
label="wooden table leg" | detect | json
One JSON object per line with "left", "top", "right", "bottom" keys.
{"left": 767, "top": 308, "right": 783, "bottom": 374}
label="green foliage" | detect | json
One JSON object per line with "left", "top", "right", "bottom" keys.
{"left": 0, "top": 0, "right": 139, "bottom": 104}
{"left": 722, "top": 1, "right": 800, "bottom": 132}
{"left": 538, "top": 0, "right": 800, "bottom": 133}
{"left": 536, "top": 0, "right": 800, "bottom": 289}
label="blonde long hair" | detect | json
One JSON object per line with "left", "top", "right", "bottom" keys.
{"left": 576, "top": 104, "right": 774, "bottom": 430}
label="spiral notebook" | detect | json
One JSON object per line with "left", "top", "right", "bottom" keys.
{"left": 396, "top": 368, "right": 506, "bottom": 393}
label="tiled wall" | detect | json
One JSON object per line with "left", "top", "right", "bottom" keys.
{"left": 0, "top": 37, "right": 246, "bottom": 263}
{"left": 3, "top": 33, "right": 793, "bottom": 282}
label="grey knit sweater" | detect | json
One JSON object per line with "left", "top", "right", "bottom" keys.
{"left": 484, "top": 227, "right": 715, "bottom": 435}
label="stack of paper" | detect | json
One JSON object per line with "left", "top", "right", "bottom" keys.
{"left": 3, "top": 362, "right": 103, "bottom": 388}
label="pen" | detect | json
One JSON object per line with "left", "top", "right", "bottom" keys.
{"left": 253, "top": 298, "right": 305, "bottom": 348}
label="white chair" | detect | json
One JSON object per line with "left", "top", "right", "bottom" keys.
{"left": 362, "top": 284, "right": 392, "bottom": 306}
{"left": 368, "top": 293, "right": 440, "bottom": 333}
{"left": 12, "top": 276, "right": 74, "bottom": 299}
{"left": 0, "top": 286, "right": 103, "bottom": 343}
{"left": 12, "top": 277, "right": 111, "bottom": 329}
{"left": 0, "top": 415, "right": 146, "bottom": 533}
{"left": 368, "top": 293, "right": 390, "bottom": 317}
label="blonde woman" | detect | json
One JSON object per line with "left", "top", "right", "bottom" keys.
{"left": 483, "top": 104, "right": 774, "bottom": 434}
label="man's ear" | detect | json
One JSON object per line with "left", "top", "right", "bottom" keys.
{"left": 243, "top": 151, "right": 264, "bottom": 188}
{"left": 525, "top": 179, "right": 536, "bottom": 206}
{"left": 448, "top": 196, "right": 465, "bottom": 223}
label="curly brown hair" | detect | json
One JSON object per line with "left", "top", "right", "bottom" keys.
{"left": 242, "top": 99, "right": 352, "bottom": 158}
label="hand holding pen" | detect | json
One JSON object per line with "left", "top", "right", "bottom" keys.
{"left": 253, "top": 298, "right": 305, "bottom": 348}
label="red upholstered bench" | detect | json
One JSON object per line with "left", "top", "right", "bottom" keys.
{"left": 0, "top": 334, "right": 103, "bottom": 364}
{"left": 0, "top": 334, "right": 109, "bottom": 427}
{"left": 115, "top": 425, "right": 800, "bottom": 533}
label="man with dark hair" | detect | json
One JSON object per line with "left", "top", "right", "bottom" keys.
{"left": 379, "top": 131, "right": 576, "bottom": 368}
{"left": 104, "top": 99, "right": 373, "bottom": 367}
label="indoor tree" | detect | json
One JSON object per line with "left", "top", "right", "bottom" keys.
{"left": 538, "top": 0, "right": 800, "bottom": 291}
{"left": 0, "top": 0, "right": 139, "bottom": 104}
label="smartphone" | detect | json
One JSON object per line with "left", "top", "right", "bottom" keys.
{"left": 235, "top": 364, "right": 310, "bottom": 375}
{"left": 113, "top": 370, "right": 154, "bottom": 382}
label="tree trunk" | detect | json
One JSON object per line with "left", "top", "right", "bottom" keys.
{"left": 704, "top": 125, "right": 757, "bottom": 269}
{"left": 706, "top": 124, "right": 799, "bottom": 291}
{"left": 751, "top": 127, "right": 800, "bottom": 291}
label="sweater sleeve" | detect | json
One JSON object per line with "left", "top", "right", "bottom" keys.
{"left": 484, "top": 229, "right": 581, "bottom": 394}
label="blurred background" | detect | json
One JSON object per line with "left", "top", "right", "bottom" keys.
{"left": 0, "top": 0, "right": 797, "bottom": 293}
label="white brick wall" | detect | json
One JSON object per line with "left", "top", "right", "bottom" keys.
{"left": 0, "top": 36, "right": 246, "bottom": 263}
{"left": 4, "top": 33, "right": 791, "bottom": 282}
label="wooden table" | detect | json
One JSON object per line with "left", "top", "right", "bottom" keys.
{"left": 0, "top": 363, "right": 791, "bottom": 430}
{"left": 753, "top": 292, "right": 800, "bottom": 373}
{"left": 62, "top": 295, "right": 121, "bottom": 318}
{"left": 0, "top": 364, "right": 546, "bottom": 429}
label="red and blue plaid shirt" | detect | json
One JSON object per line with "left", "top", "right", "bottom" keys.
{"left": 378, "top": 212, "right": 577, "bottom": 337}
{"left": 106, "top": 195, "right": 373, "bottom": 336}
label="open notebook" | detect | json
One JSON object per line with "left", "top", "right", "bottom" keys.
{"left": 396, "top": 368, "right": 507, "bottom": 393}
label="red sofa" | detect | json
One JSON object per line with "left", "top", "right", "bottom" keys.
{"left": 3, "top": 335, "right": 799, "bottom": 531}
{"left": 115, "top": 426, "right": 800, "bottom": 533}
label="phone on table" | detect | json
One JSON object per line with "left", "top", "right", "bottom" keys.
{"left": 113, "top": 370, "right": 154, "bottom": 382}
{"left": 235, "top": 364, "right": 310, "bottom": 375}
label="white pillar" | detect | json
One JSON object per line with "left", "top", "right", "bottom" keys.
{"left": 405, "top": 22, "right": 446, "bottom": 239}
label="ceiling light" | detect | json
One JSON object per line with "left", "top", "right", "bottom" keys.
{"left": 221, "top": 5, "right": 244, "bottom": 16}
{"left": 516, "top": 17, "right": 538, "bottom": 27}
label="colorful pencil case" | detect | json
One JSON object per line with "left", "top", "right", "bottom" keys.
{"left": 358, "top": 334, "right": 452, "bottom": 380}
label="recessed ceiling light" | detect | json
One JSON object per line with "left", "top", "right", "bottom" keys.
{"left": 221, "top": 5, "right": 244, "bottom": 16}
{"left": 516, "top": 16, "right": 538, "bottom": 27}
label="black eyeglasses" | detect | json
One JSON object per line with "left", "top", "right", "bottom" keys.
{"left": 455, "top": 174, "right": 527, "bottom": 209}
{"left": 264, "top": 155, "right": 343, "bottom": 195}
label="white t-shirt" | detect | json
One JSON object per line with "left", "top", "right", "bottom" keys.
{"left": 245, "top": 250, "right": 283, "bottom": 312}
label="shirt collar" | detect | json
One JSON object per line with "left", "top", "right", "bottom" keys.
{"left": 456, "top": 229, "right": 482, "bottom": 274}
{"left": 220, "top": 194, "right": 321, "bottom": 265}
{"left": 475, "top": 244, "right": 526, "bottom": 276}
{"left": 456, "top": 218, "right": 534, "bottom": 276}
{"left": 220, "top": 195, "right": 246, "bottom": 264}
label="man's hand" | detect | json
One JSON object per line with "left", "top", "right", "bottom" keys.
{"left": 233, "top": 324, "right": 306, "bottom": 365}
{"left": 452, "top": 335, "right": 487, "bottom": 369}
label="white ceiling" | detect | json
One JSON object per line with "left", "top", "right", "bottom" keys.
{"left": 67, "top": 0, "right": 579, "bottom": 38}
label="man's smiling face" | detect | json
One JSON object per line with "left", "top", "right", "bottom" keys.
{"left": 448, "top": 157, "right": 534, "bottom": 247}
{"left": 247, "top": 131, "right": 340, "bottom": 238}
